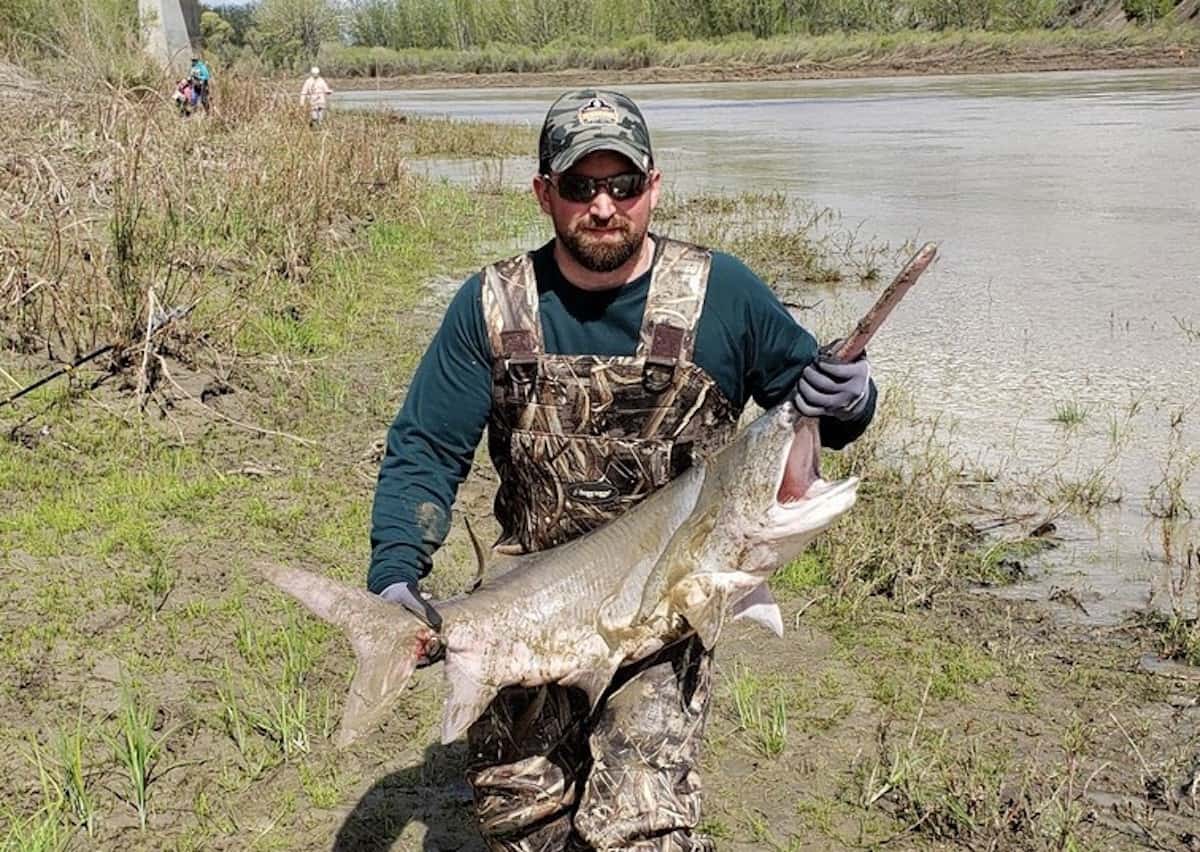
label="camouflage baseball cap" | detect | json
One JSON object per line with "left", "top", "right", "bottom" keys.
{"left": 538, "top": 89, "right": 654, "bottom": 176}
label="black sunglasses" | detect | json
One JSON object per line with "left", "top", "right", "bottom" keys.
{"left": 547, "top": 171, "right": 648, "bottom": 203}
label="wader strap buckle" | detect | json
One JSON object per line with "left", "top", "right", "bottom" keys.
{"left": 642, "top": 323, "right": 684, "bottom": 393}
{"left": 501, "top": 330, "right": 539, "bottom": 385}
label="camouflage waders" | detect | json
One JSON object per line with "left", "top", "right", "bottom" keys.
{"left": 482, "top": 237, "right": 739, "bottom": 554}
{"left": 469, "top": 237, "right": 738, "bottom": 850}
{"left": 467, "top": 635, "right": 715, "bottom": 852}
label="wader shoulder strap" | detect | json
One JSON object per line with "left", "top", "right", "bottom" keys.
{"left": 637, "top": 238, "right": 712, "bottom": 392}
{"left": 480, "top": 253, "right": 541, "bottom": 379}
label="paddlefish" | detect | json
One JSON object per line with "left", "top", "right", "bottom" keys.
{"left": 261, "top": 243, "right": 937, "bottom": 748}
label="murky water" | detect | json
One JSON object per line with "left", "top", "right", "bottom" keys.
{"left": 342, "top": 70, "right": 1200, "bottom": 623}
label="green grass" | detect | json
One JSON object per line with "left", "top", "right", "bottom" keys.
{"left": 0, "top": 802, "right": 66, "bottom": 852}
{"left": 298, "top": 762, "right": 343, "bottom": 809}
{"left": 4, "top": 738, "right": 69, "bottom": 852}
{"left": 406, "top": 117, "right": 534, "bottom": 159}
{"left": 770, "top": 551, "right": 829, "bottom": 595}
{"left": 1047, "top": 468, "right": 1120, "bottom": 515}
{"left": 1147, "top": 419, "right": 1197, "bottom": 520}
{"left": 1050, "top": 399, "right": 1088, "bottom": 427}
{"left": 55, "top": 719, "right": 96, "bottom": 838}
{"left": 107, "top": 687, "right": 170, "bottom": 830}
{"left": 808, "top": 386, "right": 1006, "bottom": 611}
{"left": 978, "top": 534, "right": 1053, "bottom": 575}
{"left": 726, "top": 666, "right": 789, "bottom": 757}
{"left": 217, "top": 667, "right": 263, "bottom": 776}
{"left": 1144, "top": 611, "right": 1200, "bottom": 666}
{"left": 658, "top": 193, "right": 881, "bottom": 294}
{"left": 860, "top": 727, "right": 1016, "bottom": 841}
{"left": 251, "top": 620, "right": 323, "bottom": 760}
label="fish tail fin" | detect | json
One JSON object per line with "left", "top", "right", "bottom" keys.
{"left": 257, "top": 563, "right": 435, "bottom": 747}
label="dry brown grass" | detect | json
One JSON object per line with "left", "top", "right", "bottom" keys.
{"left": 0, "top": 73, "right": 414, "bottom": 382}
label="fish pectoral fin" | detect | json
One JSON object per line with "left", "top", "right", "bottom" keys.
{"left": 595, "top": 591, "right": 633, "bottom": 651}
{"left": 730, "top": 584, "right": 784, "bottom": 638}
{"left": 442, "top": 678, "right": 498, "bottom": 745}
{"left": 442, "top": 652, "right": 498, "bottom": 744}
{"left": 671, "top": 576, "right": 730, "bottom": 650}
{"left": 596, "top": 594, "right": 666, "bottom": 653}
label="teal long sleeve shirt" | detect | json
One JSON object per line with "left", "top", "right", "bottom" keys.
{"left": 368, "top": 239, "right": 876, "bottom": 593}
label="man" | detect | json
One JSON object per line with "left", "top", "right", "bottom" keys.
{"left": 189, "top": 56, "right": 211, "bottom": 114}
{"left": 370, "top": 89, "right": 875, "bottom": 851}
{"left": 299, "top": 66, "right": 333, "bottom": 127}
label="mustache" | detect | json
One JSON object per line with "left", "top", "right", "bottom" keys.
{"left": 580, "top": 213, "right": 631, "bottom": 231}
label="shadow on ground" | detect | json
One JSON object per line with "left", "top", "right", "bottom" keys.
{"left": 334, "top": 740, "right": 484, "bottom": 851}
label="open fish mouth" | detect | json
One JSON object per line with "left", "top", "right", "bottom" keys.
{"left": 800, "top": 476, "right": 857, "bottom": 500}
{"left": 764, "top": 415, "right": 858, "bottom": 544}
{"left": 776, "top": 416, "right": 830, "bottom": 504}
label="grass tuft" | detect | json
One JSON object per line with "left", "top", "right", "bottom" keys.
{"left": 106, "top": 685, "right": 171, "bottom": 830}
{"left": 0, "top": 803, "right": 66, "bottom": 852}
{"left": 7, "top": 738, "right": 68, "bottom": 852}
{"left": 726, "top": 665, "right": 789, "bottom": 758}
{"left": 55, "top": 718, "right": 96, "bottom": 837}
{"left": 1050, "top": 399, "right": 1088, "bottom": 428}
{"left": 771, "top": 551, "right": 829, "bottom": 596}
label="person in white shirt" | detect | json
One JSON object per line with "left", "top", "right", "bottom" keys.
{"left": 300, "top": 66, "right": 333, "bottom": 127}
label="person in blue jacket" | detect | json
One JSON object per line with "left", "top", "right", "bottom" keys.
{"left": 189, "top": 57, "right": 211, "bottom": 114}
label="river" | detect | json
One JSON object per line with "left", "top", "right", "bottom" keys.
{"left": 341, "top": 69, "right": 1200, "bottom": 624}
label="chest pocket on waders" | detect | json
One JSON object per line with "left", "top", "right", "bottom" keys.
{"left": 482, "top": 239, "right": 739, "bottom": 555}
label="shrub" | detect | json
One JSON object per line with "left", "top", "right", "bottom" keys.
{"left": 1122, "top": 0, "right": 1175, "bottom": 22}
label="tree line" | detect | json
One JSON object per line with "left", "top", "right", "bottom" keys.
{"left": 200, "top": 0, "right": 1179, "bottom": 66}
{"left": 0, "top": 0, "right": 1181, "bottom": 75}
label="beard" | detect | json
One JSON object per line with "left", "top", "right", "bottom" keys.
{"left": 556, "top": 215, "right": 647, "bottom": 273}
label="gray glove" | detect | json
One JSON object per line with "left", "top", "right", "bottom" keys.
{"left": 380, "top": 581, "right": 444, "bottom": 666}
{"left": 380, "top": 580, "right": 443, "bottom": 631}
{"left": 794, "top": 346, "right": 871, "bottom": 421}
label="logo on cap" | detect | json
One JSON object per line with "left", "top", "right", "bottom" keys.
{"left": 577, "top": 97, "right": 619, "bottom": 126}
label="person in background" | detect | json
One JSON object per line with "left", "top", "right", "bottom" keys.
{"left": 189, "top": 56, "right": 211, "bottom": 114}
{"left": 172, "top": 77, "right": 193, "bottom": 117}
{"left": 300, "top": 66, "right": 333, "bottom": 127}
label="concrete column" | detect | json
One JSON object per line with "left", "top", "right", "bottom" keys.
{"left": 140, "top": 0, "right": 197, "bottom": 73}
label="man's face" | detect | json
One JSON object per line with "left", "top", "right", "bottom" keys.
{"left": 534, "top": 150, "right": 661, "bottom": 274}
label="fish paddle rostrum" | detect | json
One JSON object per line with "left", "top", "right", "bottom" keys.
{"left": 260, "top": 242, "right": 938, "bottom": 747}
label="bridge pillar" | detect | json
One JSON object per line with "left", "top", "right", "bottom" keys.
{"left": 140, "top": 0, "right": 200, "bottom": 73}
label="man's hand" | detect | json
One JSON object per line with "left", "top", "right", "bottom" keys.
{"left": 380, "top": 581, "right": 444, "bottom": 666}
{"left": 380, "top": 580, "right": 443, "bottom": 631}
{"left": 794, "top": 345, "right": 871, "bottom": 421}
